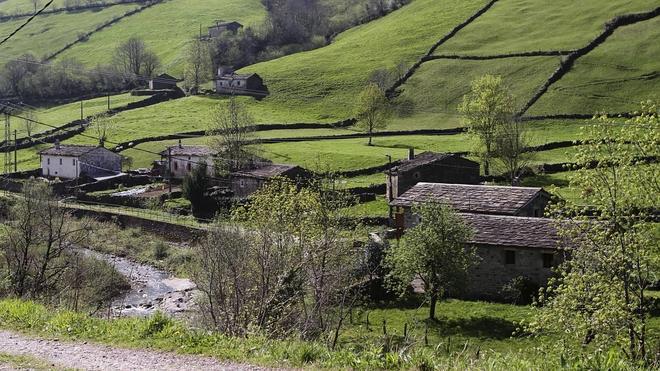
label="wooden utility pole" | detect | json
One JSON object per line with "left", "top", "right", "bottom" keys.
{"left": 80, "top": 101, "right": 83, "bottom": 121}
{"left": 107, "top": 94, "right": 110, "bottom": 111}
{"left": 13, "top": 130, "right": 17, "bottom": 172}
{"left": 167, "top": 147, "right": 172, "bottom": 194}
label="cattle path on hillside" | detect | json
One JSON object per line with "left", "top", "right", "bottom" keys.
{"left": 0, "top": 330, "right": 276, "bottom": 371}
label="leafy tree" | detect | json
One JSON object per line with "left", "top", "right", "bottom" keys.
{"left": 492, "top": 119, "right": 535, "bottom": 185}
{"left": 182, "top": 163, "right": 208, "bottom": 215}
{"left": 459, "top": 74, "right": 515, "bottom": 176}
{"left": 207, "top": 97, "right": 256, "bottom": 173}
{"left": 386, "top": 202, "right": 477, "bottom": 320}
{"left": 528, "top": 101, "right": 659, "bottom": 362}
{"left": 354, "top": 83, "right": 391, "bottom": 146}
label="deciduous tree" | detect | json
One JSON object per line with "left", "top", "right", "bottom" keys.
{"left": 528, "top": 101, "right": 659, "bottom": 362}
{"left": 184, "top": 39, "right": 211, "bottom": 92}
{"left": 354, "top": 83, "right": 391, "bottom": 146}
{"left": 459, "top": 74, "right": 515, "bottom": 176}
{"left": 386, "top": 202, "right": 477, "bottom": 320}
{"left": 493, "top": 119, "right": 535, "bottom": 185}
{"left": 207, "top": 97, "right": 256, "bottom": 173}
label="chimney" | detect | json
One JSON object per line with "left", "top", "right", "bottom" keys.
{"left": 408, "top": 147, "right": 415, "bottom": 161}
{"left": 178, "top": 139, "right": 183, "bottom": 148}
{"left": 55, "top": 139, "right": 61, "bottom": 150}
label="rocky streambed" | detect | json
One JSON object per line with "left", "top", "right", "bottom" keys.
{"left": 80, "top": 249, "right": 198, "bottom": 317}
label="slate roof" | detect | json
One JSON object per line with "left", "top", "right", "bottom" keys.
{"left": 462, "top": 213, "right": 560, "bottom": 249}
{"left": 233, "top": 164, "right": 299, "bottom": 179}
{"left": 39, "top": 145, "right": 103, "bottom": 157}
{"left": 153, "top": 73, "right": 181, "bottom": 82}
{"left": 394, "top": 152, "right": 476, "bottom": 173}
{"left": 216, "top": 73, "right": 258, "bottom": 81}
{"left": 160, "top": 145, "right": 215, "bottom": 157}
{"left": 390, "top": 182, "right": 548, "bottom": 215}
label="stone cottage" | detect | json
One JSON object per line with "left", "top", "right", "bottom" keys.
{"left": 461, "top": 213, "right": 562, "bottom": 298}
{"left": 159, "top": 144, "right": 215, "bottom": 179}
{"left": 148, "top": 73, "right": 182, "bottom": 90}
{"left": 215, "top": 67, "right": 269, "bottom": 97}
{"left": 390, "top": 182, "right": 551, "bottom": 228}
{"left": 207, "top": 20, "right": 243, "bottom": 38}
{"left": 39, "top": 143, "right": 122, "bottom": 179}
{"left": 386, "top": 150, "right": 480, "bottom": 202}
{"left": 231, "top": 164, "right": 307, "bottom": 198}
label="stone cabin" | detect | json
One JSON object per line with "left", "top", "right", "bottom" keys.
{"left": 159, "top": 144, "right": 215, "bottom": 179}
{"left": 39, "top": 143, "right": 122, "bottom": 179}
{"left": 231, "top": 164, "right": 307, "bottom": 198}
{"left": 461, "top": 214, "right": 562, "bottom": 298}
{"left": 148, "top": 73, "right": 182, "bottom": 90}
{"left": 386, "top": 150, "right": 480, "bottom": 202}
{"left": 207, "top": 20, "right": 243, "bottom": 38}
{"left": 215, "top": 67, "right": 269, "bottom": 97}
{"left": 390, "top": 182, "right": 551, "bottom": 228}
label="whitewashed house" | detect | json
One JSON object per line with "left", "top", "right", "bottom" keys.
{"left": 39, "top": 143, "right": 122, "bottom": 179}
{"left": 159, "top": 144, "right": 215, "bottom": 179}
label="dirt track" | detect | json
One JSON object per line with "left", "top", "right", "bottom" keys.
{"left": 0, "top": 330, "right": 275, "bottom": 370}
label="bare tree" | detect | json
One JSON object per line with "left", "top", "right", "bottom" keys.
{"left": 493, "top": 119, "right": 535, "bottom": 185}
{"left": 24, "top": 111, "right": 38, "bottom": 140}
{"left": 32, "top": 0, "right": 39, "bottom": 13}
{"left": 184, "top": 39, "right": 211, "bottom": 93}
{"left": 113, "top": 37, "right": 160, "bottom": 78}
{"left": 207, "top": 97, "right": 255, "bottom": 173}
{"left": 90, "top": 114, "right": 115, "bottom": 147}
{"left": 0, "top": 181, "right": 90, "bottom": 298}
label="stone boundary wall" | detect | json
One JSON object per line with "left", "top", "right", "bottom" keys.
{"left": 425, "top": 50, "right": 573, "bottom": 61}
{"left": 517, "top": 6, "right": 660, "bottom": 116}
{"left": 0, "top": 0, "right": 157, "bottom": 22}
{"left": 386, "top": 0, "right": 499, "bottom": 98}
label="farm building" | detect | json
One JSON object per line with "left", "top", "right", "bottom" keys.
{"left": 461, "top": 214, "right": 562, "bottom": 299}
{"left": 159, "top": 144, "right": 215, "bottom": 179}
{"left": 39, "top": 143, "right": 122, "bottom": 179}
{"left": 148, "top": 73, "right": 182, "bottom": 90}
{"left": 386, "top": 150, "right": 480, "bottom": 202}
{"left": 231, "top": 164, "right": 308, "bottom": 198}
{"left": 207, "top": 20, "right": 243, "bottom": 38}
{"left": 390, "top": 182, "right": 551, "bottom": 228}
{"left": 215, "top": 67, "right": 268, "bottom": 97}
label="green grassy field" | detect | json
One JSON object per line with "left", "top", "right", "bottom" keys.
{"left": 528, "top": 17, "right": 660, "bottom": 115}
{"left": 0, "top": 0, "right": 71, "bottom": 14}
{"left": 436, "top": 0, "right": 659, "bottom": 55}
{"left": 54, "top": 0, "right": 266, "bottom": 75}
{"left": 0, "top": 3, "right": 140, "bottom": 61}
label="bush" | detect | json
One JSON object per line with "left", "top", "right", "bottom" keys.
{"left": 499, "top": 276, "right": 539, "bottom": 305}
{"left": 152, "top": 241, "right": 169, "bottom": 260}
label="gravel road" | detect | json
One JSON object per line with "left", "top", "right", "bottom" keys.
{"left": 0, "top": 330, "right": 275, "bottom": 371}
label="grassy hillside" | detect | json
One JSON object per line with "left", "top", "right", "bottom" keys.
{"left": 437, "top": 0, "right": 659, "bottom": 55}
{"left": 54, "top": 0, "right": 266, "bottom": 75}
{"left": 528, "top": 17, "right": 660, "bottom": 115}
{"left": 0, "top": 3, "right": 140, "bottom": 60}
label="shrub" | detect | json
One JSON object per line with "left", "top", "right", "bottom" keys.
{"left": 152, "top": 241, "right": 169, "bottom": 260}
{"left": 499, "top": 276, "right": 539, "bottom": 305}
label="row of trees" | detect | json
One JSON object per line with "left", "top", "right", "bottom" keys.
{"left": 0, "top": 37, "right": 160, "bottom": 101}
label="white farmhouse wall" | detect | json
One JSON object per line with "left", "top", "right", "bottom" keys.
{"left": 169, "top": 155, "right": 215, "bottom": 179}
{"left": 41, "top": 155, "right": 80, "bottom": 179}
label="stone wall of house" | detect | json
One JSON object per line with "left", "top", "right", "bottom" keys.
{"left": 231, "top": 176, "right": 263, "bottom": 199}
{"left": 389, "top": 157, "right": 480, "bottom": 200}
{"left": 80, "top": 149, "right": 121, "bottom": 178}
{"left": 466, "top": 245, "right": 558, "bottom": 299}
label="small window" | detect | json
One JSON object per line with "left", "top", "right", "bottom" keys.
{"left": 59, "top": 158, "right": 62, "bottom": 165}
{"left": 173, "top": 161, "right": 178, "bottom": 171}
{"left": 47, "top": 158, "right": 50, "bottom": 165}
{"left": 413, "top": 171, "right": 421, "bottom": 180}
{"left": 239, "top": 179, "right": 245, "bottom": 188}
{"left": 542, "top": 253, "right": 554, "bottom": 268}
{"left": 73, "top": 159, "right": 76, "bottom": 166}
{"left": 505, "top": 250, "right": 516, "bottom": 265}
{"left": 187, "top": 163, "right": 192, "bottom": 171}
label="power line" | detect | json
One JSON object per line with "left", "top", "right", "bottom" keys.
{"left": 0, "top": 0, "right": 55, "bottom": 47}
